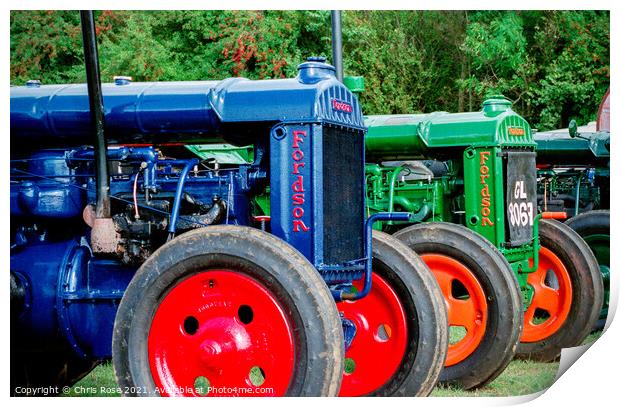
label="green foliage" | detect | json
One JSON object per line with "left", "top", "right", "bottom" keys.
{"left": 458, "top": 11, "right": 610, "bottom": 129}
{"left": 459, "top": 12, "right": 533, "bottom": 107}
{"left": 344, "top": 11, "right": 469, "bottom": 114}
{"left": 10, "top": 10, "right": 609, "bottom": 131}
{"left": 11, "top": 11, "right": 84, "bottom": 83}
{"left": 533, "top": 11, "right": 610, "bottom": 129}
{"left": 141, "top": 11, "right": 314, "bottom": 80}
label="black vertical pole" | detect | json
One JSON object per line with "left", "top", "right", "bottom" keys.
{"left": 331, "top": 10, "right": 343, "bottom": 82}
{"left": 80, "top": 10, "right": 110, "bottom": 218}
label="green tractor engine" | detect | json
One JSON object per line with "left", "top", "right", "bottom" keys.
{"left": 364, "top": 96, "right": 539, "bottom": 290}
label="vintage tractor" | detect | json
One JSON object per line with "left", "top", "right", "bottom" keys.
{"left": 361, "top": 96, "right": 604, "bottom": 389}
{"left": 10, "top": 13, "right": 449, "bottom": 397}
{"left": 534, "top": 89, "right": 610, "bottom": 329}
{"left": 188, "top": 95, "right": 605, "bottom": 390}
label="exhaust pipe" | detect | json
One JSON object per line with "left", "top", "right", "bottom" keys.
{"left": 331, "top": 11, "right": 343, "bottom": 82}
{"left": 80, "top": 10, "right": 117, "bottom": 253}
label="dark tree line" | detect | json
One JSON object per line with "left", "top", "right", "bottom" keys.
{"left": 10, "top": 10, "right": 609, "bottom": 131}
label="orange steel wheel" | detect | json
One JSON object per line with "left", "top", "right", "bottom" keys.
{"left": 421, "top": 254, "right": 488, "bottom": 366}
{"left": 521, "top": 246, "right": 573, "bottom": 343}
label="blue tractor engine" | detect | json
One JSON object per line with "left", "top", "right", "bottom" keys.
{"left": 10, "top": 56, "right": 447, "bottom": 397}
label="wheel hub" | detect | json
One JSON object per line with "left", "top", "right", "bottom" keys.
{"left": 147, "top": 270, "right": 295, "bottom": 396}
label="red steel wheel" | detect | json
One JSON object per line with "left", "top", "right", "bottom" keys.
{"left": 521, "top": 247, "right": 573, "bottom": 343}
{"left": 421, "top": 254, "right": 488, "bottom": 366}
{"left": 113, "top": 226, "right": 344, "bottom": 397}
{"left": 148, "top": 270, "right": 294, "bottom": 397}
{"left": 337, "top": 272, "right": 408, "bottom": 396}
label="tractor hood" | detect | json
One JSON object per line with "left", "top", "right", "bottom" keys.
{"left": 10, "top": 58, "right": 364, "bottom": 149}
{"left": 365, "top": 96, "right": 536, "bottom": 161}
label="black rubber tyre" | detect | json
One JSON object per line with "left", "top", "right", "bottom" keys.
{"left": 517, "top": 219, "right": 604, "bottom": 361}
{"left": 112, "top": 225, "right": 344, "bottom": 397}
{"left": 565, "top": 210, "right": 610, "bottom": 330}
{"left": 394, "top": 222, "right": 523, "bottom": 390}
{"left": 357, "top": 231, "right": 448, "bottom": 396}
{"left": 10, "top": 350, "right": 98, "bottom": 396}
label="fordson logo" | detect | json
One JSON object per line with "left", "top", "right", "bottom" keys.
{"left": 507, "top": 126, "right": 525, "bottom": 136}
{"left": 291, "top": 130, "right": 310, "bottom": 233}
{"left": 331, "top": 99, "right": 353, "bottom": 113}
{"left": 479, "top": 151, "right": 494, "bottom": 226}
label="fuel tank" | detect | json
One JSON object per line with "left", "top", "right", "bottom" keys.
{"left": 365, "top": 96, "right": 536, "bottom": 162}
{"left": 534, "top": 128, "right": 610, "bottom": 166}
{"left": 11, "top": 59, "right": 364, "bottom": 149}
{"left": 11, "top": 80, "right": 221, "bottom": 147}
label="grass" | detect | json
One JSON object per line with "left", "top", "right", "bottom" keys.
{"left": 65, "top": 363, "right": 119, "bottom": 397}
{"left": 430, "top": 359, "right": 559, "bottom": 397}
{"left": 67, "top": 331, "right": 603, "bottom": 397}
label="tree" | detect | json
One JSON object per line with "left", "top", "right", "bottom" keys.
{"left": 459, "top": 11, "right": 609, "bottom": 129}
{"left": 10, "top": 10, "right": 609, "bottom": 131}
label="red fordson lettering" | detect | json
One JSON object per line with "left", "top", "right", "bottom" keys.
{"left": 479, "top": 151, "right": 494, "bottom": 226}
{"left": 331, "top": 99, "right": 353, "bottom": 113}
{"left": 291, "top": 130, "right": 310, "bottom": 232}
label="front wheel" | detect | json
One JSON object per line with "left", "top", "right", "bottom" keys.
{"left": 517, "top": 219, "right": 604, "bottom": 361}
{"left": 394, "top": 222, "right": 523, "bottom": 390}
{"left": 337, "top": 231, "right": 448, "bottom": 396}
{"left": 112, "top": 226, "right": 344, "bottom": 397}
{"left": 565, "top": 210, "right": 610, "bottom": 330}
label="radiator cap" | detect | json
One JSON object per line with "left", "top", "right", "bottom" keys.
{"left": 297, "top": 56, "right": 335, "bottom": 84}
{"left": 482, "top": 95, "right": 512, "bottom": 117}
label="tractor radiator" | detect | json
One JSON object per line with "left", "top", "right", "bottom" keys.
{"left": 504, "top": 150, "right": 537, "bottom": 246}
{"left": 322, "top": 126, "right": 365, "bottom": 264}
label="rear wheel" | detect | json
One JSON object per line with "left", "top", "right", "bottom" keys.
{"left": 113, "top": 226, "right": 344, "bottom": 397}
{"left": 336, "top": 231, "right": 448, "bottom": 396}
{"left": 565, "top": 210, "right": 610, "bottom": 330}
{"left": 394, "top": 222, "right": 523, "bottom": 390}
{"left": 517, "top": 219, "right": 603, "bottom": 361}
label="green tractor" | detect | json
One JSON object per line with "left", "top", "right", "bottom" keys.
{"left": 534, "top": 89, "right": 610, "bottom": 329}
{"left": 361, "top": 96, "right": 603, "bottom": 390}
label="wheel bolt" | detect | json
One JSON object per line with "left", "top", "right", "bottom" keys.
{"left": 200, "top": 340, "right": 222, "bottom": 363}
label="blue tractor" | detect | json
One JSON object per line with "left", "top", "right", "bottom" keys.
{"left": 10, "top": 12, "right": 447, "bottom": 397}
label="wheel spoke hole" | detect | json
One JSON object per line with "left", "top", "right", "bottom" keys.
{"left": 449, "top": 325, "right": 468, "bottom": 345}
{"left": 249, "top": 366, "right": 265, "bottom": 387}
{"left": 238, "top": 305, "right": 254, "bottom": 324}
{"left": 533, "top": 308, "right": 551, "bottom": 325}
{"left": 544, "top": 270, "right": 559, "bottom": 289}
{"left": 375, "top": 323, "right": 392, "bottom": 342}
{"left": 451, "top": 279, "right": 470, "bottom": 300}
{"left": 183, "top": 316, "right": 199, "bottom": 335}
{"left": 344, "top": 357, "right": 356, "bottom": 374}
{"left": 194, "top": 376, "right": 210, "bottom": 396}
